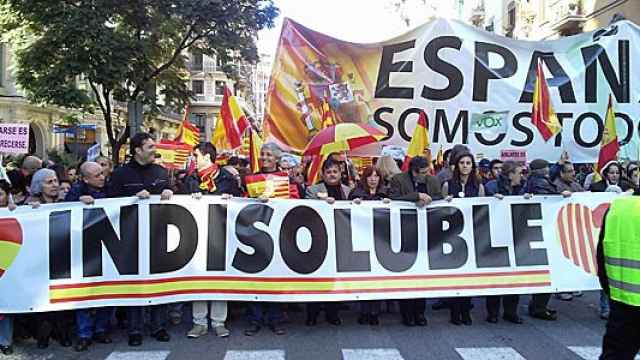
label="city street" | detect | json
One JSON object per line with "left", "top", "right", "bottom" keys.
{"left": 2, "top": 292, "right": 624, "bottom": 360}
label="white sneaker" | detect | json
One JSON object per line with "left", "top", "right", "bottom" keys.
{"left": 187, "top": 324, "right": 208, "bottom": 338}
{"left": 214, "top": 325, "right": 230, "bottom": 338}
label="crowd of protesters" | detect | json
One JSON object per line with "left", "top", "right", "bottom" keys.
{"left": 0, "top": 132, "right": 637, "bottom": 355}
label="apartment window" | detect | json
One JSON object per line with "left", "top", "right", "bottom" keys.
{"left": 190, "top": 113, "right": 207, "bottom": 128}
{"left": 192, "top": 80, "right": 204, "bottom": 95}
{"left": 215, "top": 81, "right": 226, "bottom": 96}
{"left": 191, "top": 51, "right": 203, "bottom": 71}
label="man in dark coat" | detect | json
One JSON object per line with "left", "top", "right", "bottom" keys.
{"left": 106, "top": 132, "right": 173, "bottom": 347}
{"left": 388, "top": 156, "right": 442, "bottom": 326}
{"left": 524, "top": 159, "right": 571, "bottom": 320}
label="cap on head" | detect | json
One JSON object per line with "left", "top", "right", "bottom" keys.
{"left": 529, "top": 159, "right": 549, "bottom": 171}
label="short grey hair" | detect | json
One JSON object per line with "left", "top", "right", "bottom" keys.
{"left": 30, "top": 168, "right": 58, "bottom": 196}
{"left": 260, "top": 143, "right": 283, "bottom": 159}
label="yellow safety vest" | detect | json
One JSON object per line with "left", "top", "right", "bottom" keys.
{"left": 603, "top": 197, "right": 640, "bottom": 307}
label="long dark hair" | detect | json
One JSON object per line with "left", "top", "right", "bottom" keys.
{"left": 452, "top": 152, "right": 480, "bottom": 187}
{"left": 359, "top": 166, "right": 383, "bottom": 194}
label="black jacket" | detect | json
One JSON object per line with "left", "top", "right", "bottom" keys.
{"left": 590, "top": 179, "right": 632, "bottom": 193}
{"left": 65, "top": 182, "right": 107, "bottom": 201}
{"left": 496, "top": 174, "right": 524, "bottom": 196}
{"left": 596, "top": 210, "right": 609, "bottom": 296}
{"left": 181, "top": 167, "right": 242, "bottom": 196}
{"left": 348, "top": 185, "right": 388, "bottom": 201}
{"left": 524, "top": 174, "right": 558, "bottom": 195}
{"left": 106, "top": 160, "right": 171, "bottom": 197}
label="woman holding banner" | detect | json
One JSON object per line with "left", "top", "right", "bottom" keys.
{"left": 349, "top": 166, "right": 390, "bottom": 326}
{"left": 24, "top": 169, "right": 74, "bottom": 348}
{"left": 442, "top": 152, "right": 485, "bottom": 326}
{"left": 486, "top": 161, "right": 526, "bottom": 324}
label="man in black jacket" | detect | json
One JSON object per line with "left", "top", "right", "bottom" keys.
{"left": 107, "top": 132, "right": 173, "bottom": 346}
{"left": 524, "top": 159, "right": 571, "bottom": 320}
{"left": 388, "top": 156, "right": 442, "bottom": 326}
{"left": 65, "top": 162, "right": 115, "bottom": 351}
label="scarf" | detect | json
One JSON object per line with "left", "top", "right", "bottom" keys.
{"left": 198, "top": 164, "right": 220, "bottom": 193}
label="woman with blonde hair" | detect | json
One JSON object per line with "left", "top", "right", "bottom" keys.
{"left": 375, "top": 155, "right": 402, "bottom": 186}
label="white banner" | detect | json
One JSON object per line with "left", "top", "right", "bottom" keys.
{"left": 0, "top": 193, "right": 620, "bottom": 313}
{"left": 266, "top": 18, "right": 640, "bottom": 162}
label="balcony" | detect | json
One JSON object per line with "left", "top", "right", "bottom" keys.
{"left": 550, "top": 0, "right": 585, "bottom": 34}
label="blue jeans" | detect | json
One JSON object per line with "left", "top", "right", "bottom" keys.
{"left": 246, "top": 303, "right": 284, "bottom": 326}
{"left": 600, "top": 291, "right": 610, "bottom": 314}
{"left": 127, "top": 305, "right": 167, "bottom": 335}
{"left": 0, "top": 316, "right": 12, "bottom": 346}
{"left": 76, "top": 308, "right": 114, "bottom": 339}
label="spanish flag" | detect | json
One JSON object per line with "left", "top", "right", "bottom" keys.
{"left": 401, "top": 111, "right": 430, "bottom": 171}
{"left": 249, "top": 128, "right": 263, "bottom": 174}
{"left": 174, "top": 103, "right": 201, "bottom": 146}
{"left": 306, "top": 154, "right": 327, "bottom": 186}
{"left": 595, "top": 95, "right": 619, "bottom": 177}
{"left": 156, "top": 140, "right": 192, "bottom": 169}
{"left": 531, "top": 60, "right": 562, "bottom": 142}
{"left": 435, "top": 145, "right": 444, "bottom": 169}
{"left": 245, "top": 172, "right": 291, "bottom": 198}
{"left": 212, "top": 87, "right": 249, "bottom": 150}
{"left": 321, "top": 100, "right": 335, "bottom": 129}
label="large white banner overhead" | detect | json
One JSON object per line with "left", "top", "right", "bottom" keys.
{"left": 265, "top": 18, "right": 640, "bottom": 162}
{"left": 0, "top": 193, "right": 619, "bottom": 313}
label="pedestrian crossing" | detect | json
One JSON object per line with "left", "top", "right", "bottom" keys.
{"left": 99, "top": 346, "right": 639, "bottom": 359}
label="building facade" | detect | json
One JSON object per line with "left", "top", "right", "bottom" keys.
{"left": 0, "top": 44, "right": 182, "bottom": 160}
{"left": 470, "top": 0, "right": 640, "bottom": 40}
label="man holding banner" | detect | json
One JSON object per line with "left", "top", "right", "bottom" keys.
{"left": 184, "top": 142, "right": 242, "bottom": 339}
{"left": 389, "top": 156, "right": 442, "bottom": 326}
{"left": 107, "top": 132, "right": 173, "bottom": 346}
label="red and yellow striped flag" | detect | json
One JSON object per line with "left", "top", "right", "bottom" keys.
{"left": 531, "top": 60, "right": 562, "bottom": 142}
{"left": 306, "top": 154, "right": 328, "bottom": 186}
{"left": 212, "top": 87, "right": 250, "bottom": 150}
{"left": 175, "top": 103, "right": 201, "bottom": 146}
{"left": 401, "top": 111, "right": 430, "bottom": 171}
{"left": 156, "top": 140, "right": 192, "bottom": 169}
{"left": 245, "top": 172, "right": 291, "bottom": 198}
{"left": 595, "top": 95, "right": 619, "bottom": 177}
{"left": 249, "top": 129, "right": 263, "bottom": 174}
{"left": 436, "top": 145, "right": 444, "bottom": 169}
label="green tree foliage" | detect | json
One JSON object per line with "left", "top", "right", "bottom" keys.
{"left": 0, "top": 0, "right": 278, "bottom": 162}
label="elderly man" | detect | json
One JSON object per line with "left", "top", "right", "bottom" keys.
{"left": 64, "top": 162, "right": 114, "bottom": 351}
{"left": 553, "top": 161, "right": 584, "bottom": 193}
{"left": 7, "top": 155, "right": 42, "bottom": 202}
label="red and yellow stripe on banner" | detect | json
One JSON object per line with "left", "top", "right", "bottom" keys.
{"left": 49, "top": 270, "right": 551, "bottom": 303}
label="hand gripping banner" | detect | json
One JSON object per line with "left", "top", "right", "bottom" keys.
{"left": 0, "top": 193, "right": 618, "bottom": 312}
{"left": 264, "top": 18, "right": 640, "bottom": 162}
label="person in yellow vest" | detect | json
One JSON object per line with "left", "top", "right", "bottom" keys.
{"left": 597, "top": 196, "right": 640, "bottom": 360}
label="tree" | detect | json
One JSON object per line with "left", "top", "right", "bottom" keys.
{"left": 0, "top": 0, "right": 279, "bottom": 162}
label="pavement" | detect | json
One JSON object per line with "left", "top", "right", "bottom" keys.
{"left": 2, "top": 291, "right": 631, "bottom": 360}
